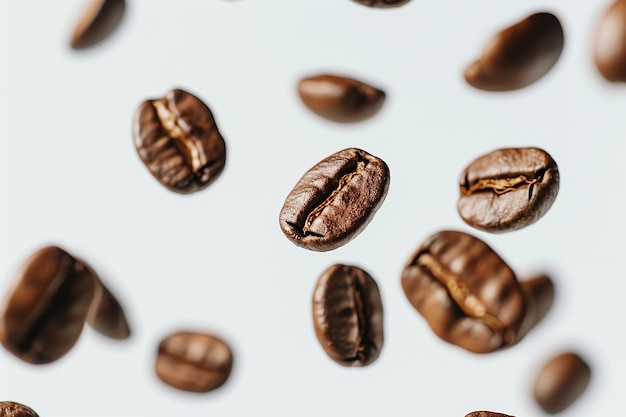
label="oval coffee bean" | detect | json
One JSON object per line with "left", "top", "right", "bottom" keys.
{"left": 312, "top": 264, "right": 383, "bottom": 367}
{"left": 279, "top": 148, "right": 390, "bottom": 251}
{"left": 70, "top": 0, "right": 126, "bottom": 49}
{"left": 298, "top": 75, "right": 385, "bottom": 123}
{"left": 84, "top": 262, "right": 130, "bottom": 340}
{"left": 351, "top": 0, "right": 411, "bottom": 8}
{"left": 458, "top": 147, "right": 559, "bottom": 233}
{"left": 401, "top": 230, "right": 526, "bottom": 353}
{"left": 515, "top": 274, "right": 555, "bottom": 344}
{"left": 0, "top": 246, "right": 95, "bottom": 364}
{"left": 133, "top": 88, "right": 227, "bottom": 194}
{"left": 464, "top": 12, "right": 564, "bottom": 91}
{"left": 533, "top": 352, "right": 591, "bottom": 414}
{"left": 156, "top": 331, "right": 233, "bottom": 393}
{"left": 594, "top": 0, "right": 626, "bottom": 81}
{"left": 0, "top": 402, "right": 39, "bottom": 417}
{"left": 465, "top": 412, "right": 514, "bottom": 417}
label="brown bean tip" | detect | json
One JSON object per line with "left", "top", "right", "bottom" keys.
{"left": 70, "top": 0, "right": 126, "bottom": 50}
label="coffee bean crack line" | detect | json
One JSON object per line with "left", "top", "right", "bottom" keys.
{"left": 158, "top": 350, "right": 227, "bottom": 375}
{"left": 462, "top": 170, "right": 547, "bottom": 201}
{"left": 343, "top": 271, "right": 374, "bottom": 363}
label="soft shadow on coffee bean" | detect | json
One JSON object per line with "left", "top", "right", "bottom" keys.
{"left": 279, "top": 148, "right": 390, "bottom": 251}
{"left": 465, "top": 412, "right": 514, "bottom": 417}
{"left": 351, "top": 0, "right": 411, "bottom": 9}
{"left": 401, "top": 230, "right": 526, "bottom": 353}
{"left": 515, "top": 274, "right": 555, "bottom": 344}
{"left": 312, "top": 264, "right": 383, "bottom": 367}
{"left": 298, "top": 75, "right": 385, "bottom": 123}
{"left": 464, "top": 12, "right": 564, "bottom": 91}
{"left": 594, "top": 0, "right": 626, "bottom": 81}
{"left": 533, "top": 352, "right": 591, "bottom": 414}
{"left": 0, "top": 246, "right": 95, "bottom": 364}
{"left": 70, "top": 0, "right": 126, "bottom": 49}
{"left": 156, "top": 331, "right": 233, "bottom": 393}
{"left": 458, "top": 147, "right": 559, "bottom": 233}
{"left": 0, "top": 402, "right": 39, "bottom": 417}
{"left": 133, "top": 88, "right": 227, "bottom": 194}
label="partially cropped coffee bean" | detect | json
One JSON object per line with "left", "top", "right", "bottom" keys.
{"left": 533, "top": 352, "right": 591, "bottom": 414}
{"left": 156, "top": 331, "right": 233, "bottom": 393}
{"left": 465, "top": 412, "right": 514, "bottom": 417}
{"left": 298, "top": 75, "right": 385, "bottom": 123}
{"left": 84, "top": 262, "right": 130, "bottom": 340}
{"left": 464, "top": 12, "right": 564, "bottom": 91}
{"left": 0, "top": 402, "right": 39, "bottom": 417}
{"left": 279, "top": 148, "right": 390, "bottom": 251}
{"left": 401, "top": 230, "right": 526, "bottom": 353}
{"left": 133, "top": 88, "right": 227, "bottom": 194}
{"left": 312, "top": 264, "right": 383, "bottom": 367}
{"left": 458, "top": 147, "right": 559, "bottom": 233}
{"left": 70, "top": 0, "right": 126, "bottom": 49}
{"left": 351, "top": 0, "right": 411, "bottom": 8}
{"left": 515, "top": 274, "right": 555, "bottom": 344}
{"left": 594, "top": 0, "right": 626, "bottom": 81}
{"left": 0, "top": 246, "right": 95, "bottom": 364}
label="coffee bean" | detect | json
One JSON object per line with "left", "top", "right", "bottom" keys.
{"left": 312, "top": 264, "right": 383, "bottom": 367}
{"left": 279, "top": 148, "right": 390, "bottom": 251}
{"left": 133, "top": 88, "right": 227, "bottom": 194}
{"left": 298, "top": 75, "right": 385, "bottom": 123}
{"left": 533, "top": 352, "right": 591, "bottom": 414}
{"left": 515, "top": 274, "right": 555, "bottom": 344}
{"left": 594, "top": 0, "right": 626, "bottom": 81}
{"left": 0, "top": 402, "right": 39, "bottom": 417}
{"left": 70, "top": 0, "right": 126, "bottom": 49}
{"left": 465, "top": 412, "right": 514, "bottom": 417}
{"left": 84, "top": 262, "right": 130, "bottom": 340}
{"left": 155, "top": 331, "right": 233, "bottom": 393}
{"left": 401, "top": 230, "right": 526, "bottom": 353}
{"left": 458, "top": 147, "right": 559, "bottom": 233}
{"left": 464, "top": 12, "right": 564, "bottom": 91}
{"left": 351, "top": 0, "right": 411, "bottom": 8}
{"left": 0, "top": 246, "right": 95, "bottom": 364}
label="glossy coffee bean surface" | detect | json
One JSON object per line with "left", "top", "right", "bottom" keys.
{"left": 594, "top": 0, "right": 626, "bottom": 81}
{"left": 0, "top": 402, "right": 39, "bottom": 417}
{"left": 533, "top": 352, "right": 591, "bottom": 414}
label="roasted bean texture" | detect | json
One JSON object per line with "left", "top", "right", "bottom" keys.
{"left": 0, "top": 402, "right": 39, "bottom": 417}
{"left": 465, "top": 412, "right": 514, "bottom": 417}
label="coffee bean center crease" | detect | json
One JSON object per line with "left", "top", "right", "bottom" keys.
{"left": 462, "top": 171, "right": 546, "bottom": 201}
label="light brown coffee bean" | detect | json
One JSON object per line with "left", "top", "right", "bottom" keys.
{"left": 0, "top": 402, "right": 39, "bottom": 417}
{"left": 84, "top": 262, "right": 130, "bottom": 340}
{"left": 515, "top": 274, "right": 555, "bottom": 344}
{"left": 533, "top": 352, "right": 591, "bottom": 414}
{"left": 594, "top": 0, "right": 626, "bottom": 81}
{"left": 70, "top": 0, "right": 126, "bottom": 49}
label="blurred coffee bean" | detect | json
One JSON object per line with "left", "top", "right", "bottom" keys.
{"left": 351, "top": 0, "right": 411, "bottom": 8}
{"left": 533, "top": 352, "right": 591, "bottom": 414}
{"left": 465, "top": 412, "right": 513, "bottom": 417}
{"left": 515, "top": 274, "right": 555, "bottom": 344}
{"left": 70, "top": 0, "right": 126, "bottom": 49}
{"left": 84, "top": 262, "right": 130, "bottom": 340}
{"left": 594, "top": 0, "right": 626, "bottom": 81}
{"left": 0, "top": 402, "right": 39, "bottom": 417}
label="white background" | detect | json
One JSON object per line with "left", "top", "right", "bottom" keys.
{"left": 0, "top": 0, "right": 622, "bottom": 416}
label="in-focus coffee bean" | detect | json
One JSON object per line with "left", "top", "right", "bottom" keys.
{"left": 312, "top": 264, "right": 383, "bottom": 367}
{"left": 465, "top": 412, "right": 514, "bottom": 417}
{"left": 279, "top": 148, "right": 390, "bottom": 251}
{"left": 533, "top": 352, "right": 591, "bottom": 414}
{"left": 133, "top": 88, "right": 227, "bottom": 194}
{"left": 352, "top": 0, "right": 411, "bottom": 7}
{"left": 85, "top": 262, "right": 130, "bottom": 340}
{"left": 156, "top": 331, "right": 233, "bottom": 393}
{"left": 515, "top": 274, "right": 555, "bottom": 344}
{"left": 298, "top": 75, "right": 385, "bottom": 123}
{"left": 0, "top": 402, "right": 39, "bottom": 417}
{"left": 458, "top": 147, "right": 559, "bottom": 233}
{"left": 401, "top": 230, "right": 526, "bottom": 353}
{"left": 464, "top": 12, "right": 564, "bottom": 91}
{"left": 0, "top": 246, "right": 95, "bottom": 364}
{"left": 594, "top": 0, "right": 626, "bottom": 81}
{"left": 70, "top": 0, "right": 126, "bottom": 49}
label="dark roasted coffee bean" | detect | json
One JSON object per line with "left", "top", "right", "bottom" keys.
{"left": 594, "top": 0, "right": 626, "bottom": 81}
{"left": 464, "top": 12, "right": 564, "bottom": 91}
{"left": 465, "top": 412, "right": 514, "bottom": 417}
{"left": 298, "top": 75, "right": 385, "bottom": 123}
{"left": 156, "top": 331, "right": 233, "bottom": 393}
{"left": 515, "top": 274, "right": 555, "bottom": 344}
{"left": 533, "top": 352, "right": 591, "bottom": 414}
{"left": 351, "top": 0, "right": 411, "bottom": 7}
{"left": 84, "top": 262, "right": 130, "bottom": 340}
{"left": 133, "top": 88, "right": 227, "bottom": 194}
{"left": 70, "top": 0, "right": 126, "bottom": 49}
{"left": 312, "top": 264, "right": 383, "bottom": 367}
{"left": 458, "top": 147, "right": 559, "bottom": 233}
{"left": 401, "top": 230, "right": 526, "bottom": 353}
{"left": 0, "top": 246, "right": 95, "bottom": 364}
{"left": 279, "top": 148, "right": 389, "bottom": 251}
{"left": 0, "top": 402, "right": 39, "bottom": 417}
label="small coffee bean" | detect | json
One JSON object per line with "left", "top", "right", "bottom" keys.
{"left": 70, "top": 0, "right": 126, "bottom": 49}
{"left": 84, "top": 262, "right": 130, "bottom": 340}
{"left": 401, "top": 230, "right": 526, "bottom": 353}
{"left": 155, "top": 331, "right": 233, "bottom": 393}
{"left": 312, "top": 264, "right": 383, "bottom": 367}
{"left": 515, "top": 274, "right": 555, "bottom": 344}
{"left": 533, "top": 352, "right": 591, "bottom": 414}
{"left": 464, "top": 12, "right": 564, "bottom": 91}
{"left": 465, "top": 412, "right": 514, "bottom": 417}
{"left": 0, "top": 402, "right": 39, "bottom": 417}
{"left": 279, "top": 148, "right": 390, "bottom": 251}
{"left": 458, "top": 147, "right": 559, "bottom": 233}
{"left": 351, "top": 0, "right": 411, "bottom": 8}
{"left": 0, "top": 246, "right": 95, "bottom": 364}
{"left": 133, "top": 88, "right": 227, "bottom": 194}
{"left": 298, "top": 75, "right": 385, "bottom": 123}
{"left": 594, "top": 0, "right": 626, "bottom": 81}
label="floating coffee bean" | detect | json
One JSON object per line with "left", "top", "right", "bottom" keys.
{"left": 515, "top": 274, "right": 555, "bottom": 344}
{"left": 464, "top": 12, "right": 564, "bottom": 91}
{"left": 133, "top": 88, "right": 227, "bottom": 194}
{"left": 312, "top": 264, "right": 383, "bottom": 367}
{"left": 84, "top": 262, "right": 130, "bottom": 340}
{"left": 279, "top": 148, "right": 390, "bottom": 251}
{"left": 594, "top": 0, "right": 626, "bottom": 81}
{"left": 458, "top": 147, "right": 559, "bottom": 233}
{"left": 401, "top": 230, "right": 526, "bottom": 353}
{"left": 70, "top": 0, "right": 126, "bottom": 49}
{"left": 0, "top": 402, "right": 39, "bottom": 417}
{"left": 0, "top": 246, "right": 95, "bottom": 364}
{"left": 533, "top": 352, "right": 591, "bottom": 414}
{"left": 465, "top": 412, "right": 514, "bottom": 417}
{"left": 351, "top": 0, "right": 411, "bottom": 7}
{"left": 298, "top": 75, "right": 385, "bottom": 123}
{"left": 156, "top": 331, "right": 233, "bottom": 393}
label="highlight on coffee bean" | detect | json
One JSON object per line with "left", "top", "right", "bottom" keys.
{"left": 0, "top": 401, "right": 39, "bottom": 417}
{"left": 594, "top": 0, "right": 626, "bottom": 81}
{"left": 70, "top": 0, "right": 126, "bottom": 49}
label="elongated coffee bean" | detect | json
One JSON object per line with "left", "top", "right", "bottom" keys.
{"left": 313, "top": 264, "right": 383, "bottom": 366}
{"left": 465, "top": 412, "right": 514, "bottom": 417}
{"left": 84, "top": 262, "right": 130, "bottom": 340}
{"left": 458, "top": 147, "right": 559, "bottom": 233}
{"left": 352, "top": 0, "right": 411, "bottom": 7}
{"left": 279, "top": 148, "right": 390, "bottom": 251}
{"left": 464, "top": 12, "right": 564, "bottom": 91}
{"left": 401, "top": 231, "right": 526, "bottom": 353}
{"left": 0, "top": 402, "right": 39, "bottom": 417}
{"left": 133, "top": 88, "right": 227, "bottom": 194}
{"left": 0, "top": 246, "right": 95, "bottom": 364}
{"left": 156, "top": 331, "right": 233, "bottom": 393}
{"left": 533, "top": 352, "right": 591, "bottom": 414}
{"left": 515, "top": 274, "right": 555, "bottom": 344}
{"left": 594, "top": 0, "right": 626, "bottom": 81}
{"left": 70, "top": 0, "right": 126, "bottom": 49}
